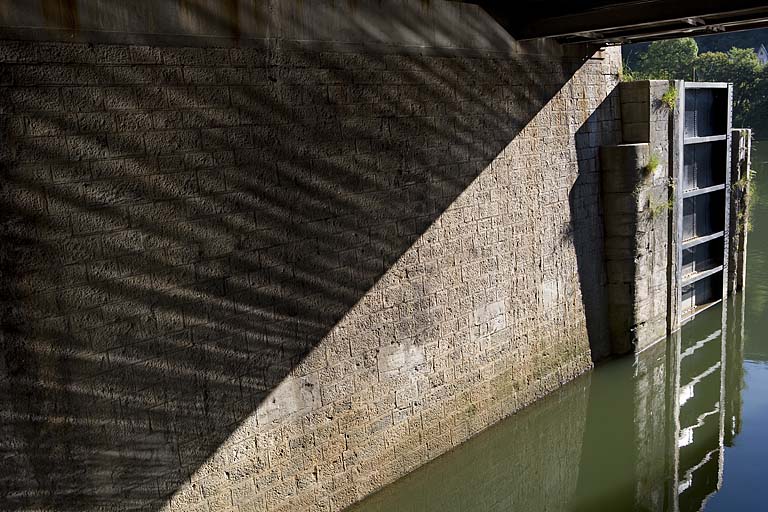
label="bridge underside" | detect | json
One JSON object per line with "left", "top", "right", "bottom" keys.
{"left": 475, "top": 0, "right": 768, "bottom": 44}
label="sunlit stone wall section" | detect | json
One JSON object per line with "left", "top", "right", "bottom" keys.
{"left": 0, "top": 3, "right": 622, "bottom": 510}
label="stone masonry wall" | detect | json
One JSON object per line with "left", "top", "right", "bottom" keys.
{"left": 0, "top": 6, "right": 622, "bottom": 510}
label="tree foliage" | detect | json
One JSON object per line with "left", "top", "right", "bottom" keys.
{"left": 623, "top": 28, "right": 768, "bottom": 69}
{"left": 633, "top": 38, "right": 699, "bottom": 80}
{"left": 695, "top": 48, "right": 761, "bottom": 127}
{"left": 625, "top": 38, "right": 768, "bottom": 133}
{"left": 693, "top": 28, "right": 768, "bottom": 54}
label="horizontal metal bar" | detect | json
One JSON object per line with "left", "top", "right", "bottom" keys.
{"left": 681, "top": 231, "right": 724, "bottom": 250}
{"left": 684, "top": 82, "right": 730, "bottom": 89}
{"left": 682, "top": 266, "right": 723, "bottom": 287}
{"left": 506, "top": 1, "right": 768, "bottom": 40}
{"left": 563, "top": 18, "right": 768, "bottom": 45}
{"left": 684, "top": 135, "right": 728, "bottom": 144}
{"left": 683, "top": 184, "right": 726, "bottom": 198}
{"left": 598, "top": 16, "right": 768, "bottom": 42}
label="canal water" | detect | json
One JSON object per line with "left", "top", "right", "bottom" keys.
{"left": 349, "top": 142, "right": 768, "bottom": 512}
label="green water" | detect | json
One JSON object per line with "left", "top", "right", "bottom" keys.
{"left": 349, "top": 143, "right": 768, "bottom": 512}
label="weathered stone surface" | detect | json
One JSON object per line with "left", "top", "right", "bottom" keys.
{"left": 600, "top": 81, "right": 673, "bottom": 355}
{"left": 729, "top": 128, "right": 752, "bottom": 295}
{"left": 0, "top": 15, "right": 622, "bottom": 512}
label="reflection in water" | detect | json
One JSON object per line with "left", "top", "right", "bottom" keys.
{"left": 350, "top": 144, "right": 768, "bottom": 512}
{"left": 705, "top": 142, "right": 768, "bottom": 511}
{"left": 673, "top": 306, "right": 731, "bottom": 512}
{"left": 349, "top": 281, "right": 742, "bottom": 512}
{"left": 568, "top": 303, "right": 736, "bottom": 512}
{"left": 346, "top": 364, "right": 592, "bottom": 512}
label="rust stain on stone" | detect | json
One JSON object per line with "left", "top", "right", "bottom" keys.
{"left": 41, "top": 0, "right": 79, "bottom": 31}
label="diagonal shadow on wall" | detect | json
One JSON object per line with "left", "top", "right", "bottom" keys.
{"left": 0, "top": 9, "right": 601, "bottom": 512}
{"left": 571, "top": 87, "right": 622, "bottom": 361}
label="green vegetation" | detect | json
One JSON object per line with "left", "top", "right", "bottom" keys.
{"left": 736, "top": 211, "right": 752, "bottom": 234}
{"left": 647, "top": 197, "right": 673, "bottom": 221}
{"left": 623, "top": 33, "right": 768, "bottom": 133}
{"left": 624, "top": 28, "right": 768, "bottom": 64}
{"left": 644, "top": 152, "right": 661, "bottom": 177}
{"left": 661, "top": 87, "right": 677, "bottom": 110}
{"left": 632, "top": 38, "right": 699, "bottom": 80}
{"left": 639, "top": 177, "right": 676, "bottom": 224}
{"left": 734, "top": 168, "right": 759, "bottom": 233}
{"left": 734, "top": 170, "right": 752, "bottom": 193}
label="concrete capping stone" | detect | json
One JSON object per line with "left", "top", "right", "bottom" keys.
{"left": 0, "top": 29, "right": 591, "bottom": 61}
{"left": 0, "top": 0, "right": 583, "bottom": 58}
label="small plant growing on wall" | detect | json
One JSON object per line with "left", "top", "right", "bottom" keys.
{"left": 661, "top": 86, "right": 677, "bottom": 110}
{"left": 647, "top": 198, "right": 673, "bottom": 221}
{"left": 643, "top": 152, "right": 661, "bottom": 177}
{"left": 733, "top": 169, "right": 758, "bottom": 233}
{"left": 642, "top": 178, "right": 676, "bottom": 224}
{"left": 733, "top": 168, "right": 757, "bottom": 195}
{"left": 736, "top": 211, "right": 751, "bottom": 234}
{"left": 620, "top": 63, "right": 636, "bottom": 82}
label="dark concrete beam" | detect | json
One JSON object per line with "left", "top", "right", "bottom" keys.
{"left": 564, "top": 15, "right": 768, "bottom": 45}
{"left": 475, "top": 0, "right": 768, "bottom": 43}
